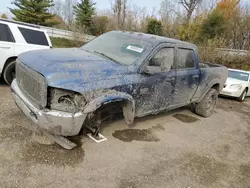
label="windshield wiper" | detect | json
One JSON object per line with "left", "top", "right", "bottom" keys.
{"left": 94, "top": 51, "right": 119, "bottom": 64}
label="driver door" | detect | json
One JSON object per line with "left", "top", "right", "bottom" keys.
{"left": 135, "top": 44, "right": 176, "bottom": 116}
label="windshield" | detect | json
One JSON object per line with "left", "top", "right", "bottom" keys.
{"left": 228, "top": 70, "right": 249, "bottom": 81}
{"left": 81, "top": 32, "right": 152, "bottom": 65}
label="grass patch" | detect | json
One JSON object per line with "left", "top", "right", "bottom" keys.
{"left": 50, "top": 37, "right": 84, "bottom": 48}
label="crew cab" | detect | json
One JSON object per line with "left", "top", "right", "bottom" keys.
{"left": 220, "top": 69, "right": 250, "bottom": 101}
{"left": 0, "top": 18, "right": 51, "bottom": 84}
{"left": 11, "top": 31, "right": 228, "bottom": 149}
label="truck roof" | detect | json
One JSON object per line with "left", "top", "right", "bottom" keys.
{"left": 112, "top": 30, "right": 197, "bottom": 48}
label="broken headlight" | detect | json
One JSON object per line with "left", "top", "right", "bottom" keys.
{"left": 47, "top": 88, "right": 87, "bottom": 112}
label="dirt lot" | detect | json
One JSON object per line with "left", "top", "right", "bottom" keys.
{"left": 0, "top": 80, "right": 249, "bottom": 188}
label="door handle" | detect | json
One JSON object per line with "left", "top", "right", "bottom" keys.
{"left": 0, "top": 46, "right": 11, "bottom": 49}
{"left": 166, "top": 77, "right": 176, "bottom": 82}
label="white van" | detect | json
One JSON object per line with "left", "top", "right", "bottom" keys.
{"left": 0, "top": 18, "right": 52, "bottom": 84}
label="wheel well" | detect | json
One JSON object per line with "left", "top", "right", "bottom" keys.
{"left": 3, "top": 57, "right": 17, "bottom": 70}
{"left": 91, "top": 99, "right": 134, "bottom": 125}
{"left": 211, "top": 83, "right": 220, "bottom": 92}
{"left": 246, "top": 87, "right": 248, "bottom": 92}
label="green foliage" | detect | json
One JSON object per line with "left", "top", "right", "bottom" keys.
{"left": 146, "top": 18, "right": 163, "bottom": 36}
{"left": 74, "top": 0, "right": 96, "bottom": 31}
{"left": 200, "top": 10, "right": 226, "bottom": 40}
{"left": 1, "top": 13, "right": 8, "bottom": 19}
{"left": 50, "top": 37, "right": 83, "bottom": 48}
{"left": 9, "top": 0, "right": 57, "bottom": 26}
{"left": 179, "top": 15, "right": 204, "bottom": 43}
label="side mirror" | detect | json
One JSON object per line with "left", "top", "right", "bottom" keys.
{"left": 142, "top": 65, "right": 162, "bottom": 75}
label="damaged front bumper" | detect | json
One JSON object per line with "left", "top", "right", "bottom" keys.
{"left": 11, "top": 79, "right": 87, "bottom": 136}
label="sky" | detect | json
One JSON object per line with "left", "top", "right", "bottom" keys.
{"left": 0, "top": 0, "right": 161, "bottom": 13}
{"left": 1, "top": 0, "right": 249, "bottom": 15}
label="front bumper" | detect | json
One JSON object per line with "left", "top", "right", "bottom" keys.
{"left": 220, "top": 87, "right": 242, "bottom": 98}
{"left": 11, "top": 79, "right": 87, "bottom": 136}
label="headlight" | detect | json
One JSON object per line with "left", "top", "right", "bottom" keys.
{"left": 229, "top": 84, "right": 242, "bottom": 90}
{"left": 47, "top": 88, "right": 87, "bottom": 112}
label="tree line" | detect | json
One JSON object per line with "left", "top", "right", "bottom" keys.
{"left": 4, "top": 0, "right": 250, "bottom": 51}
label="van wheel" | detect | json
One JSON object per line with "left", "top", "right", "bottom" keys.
{"left": 3, "top": 60, "right": 16, "bottom": 85}
{"left": 238, "top": 89, "right": 247, "bottom": 102}
{"left": 194, "top": 88, "right": 218, "bottom": 118}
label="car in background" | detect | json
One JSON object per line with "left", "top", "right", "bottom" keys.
{"left": 220, "top": 69, "right": 250, "bottom": 101}
{"left": 0, "top": 18, "right": 52, "bottom": 85}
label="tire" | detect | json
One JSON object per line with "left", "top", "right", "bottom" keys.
{"left": 238, "top": 89, "right": 247, "bottom": 102}
{"left": 194, "top": 88, "right": 218, "bottom": 118}
{"left": 3, "top": 60, "right": 16, "bottom": 85}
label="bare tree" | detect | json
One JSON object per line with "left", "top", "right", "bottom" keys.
{"left": 111, "top": 0, "right": 122, "bottom": 27}
{"left": 124, "top": 4, "right": 147, "bottom": 31}
{"left": 63, "top": 0, "right": 77, "bottom": 24}
{"left": 49, "top": 0, "right": 76, "bottom": 24}
{"left": 110, "top": 0, "right": 128, "bottom": 28}
{"left": 197, "top": 0, "right": 219, "bottom": 13}
{"left": 160, "top": 0, "right": 183, "bottom": 24}
{"left": 178, "top": 0, "right": 203, "bottom": 24}
{"left": 122, "top": 0, "right": 127, "bottom": 27}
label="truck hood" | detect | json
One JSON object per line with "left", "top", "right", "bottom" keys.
{"left": 18, "top": 48, "right": 128, "bottom": 89}
{"left": 226, "top": 77, "right": 248, "bottom": 85}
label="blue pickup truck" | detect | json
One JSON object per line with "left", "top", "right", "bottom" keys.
{"left": 11, "top": 31, "right": 228, "bottom": 149}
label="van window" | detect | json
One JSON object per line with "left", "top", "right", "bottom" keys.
{"left": 0, "top": 23, "right": 15, "bottom": 42}
{"left": 18, "top": 27, "right": 49, "bottom": 46}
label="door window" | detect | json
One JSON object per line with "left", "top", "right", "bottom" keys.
{"left": 18, "top": 27, "right": 49, "bottom": 46}
{"left": 149, "top": 48, "right": 174, "bottom": 72}
{"left": 177, "top": 49, "right": 195, "bottom": 69}
{"left": 0, "top": 23, "right": 15, "bottom": 42}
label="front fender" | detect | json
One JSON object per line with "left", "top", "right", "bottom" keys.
{"left": 84, "top": 92, "right": 135, "bottom": 124}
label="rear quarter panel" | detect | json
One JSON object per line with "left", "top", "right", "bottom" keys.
{"left": 192, "top": 66, "right": 228, "bottom": 102}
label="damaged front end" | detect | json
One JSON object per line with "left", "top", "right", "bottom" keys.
{"left": 11, "top": 80, "right": 87, "bottom": 143}
{"left": 12, "top": 79, "right": 135, "bottom": 149}
{"left": 47, "top": 87, "right": 87, "bottom": 113}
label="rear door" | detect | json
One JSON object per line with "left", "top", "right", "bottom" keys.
{"left": 172, "top": 47, "right": 200, "bottom": 105}
{"left": 0, "top": 23, "right": 15, "bottom": 73}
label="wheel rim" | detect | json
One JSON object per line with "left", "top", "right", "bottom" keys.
{"left": 207, "top": 94, "right": 217, "bottom": 111}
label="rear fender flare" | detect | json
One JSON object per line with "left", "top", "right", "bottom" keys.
{"left": 84, "top": 92, "right": 135, "bottom": 124}
{"left": 197, "top": 79, "right": 221, "bottom": 103}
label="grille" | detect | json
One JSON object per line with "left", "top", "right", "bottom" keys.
{"left": 16, "top": 60, "right": 47, "bottom": 108}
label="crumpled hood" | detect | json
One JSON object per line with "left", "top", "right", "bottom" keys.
{"left": 18, "top": 48, "right": 128, "bottom": 90}
{"left": 226, "top": 77, "right": 248, "bottom": 85}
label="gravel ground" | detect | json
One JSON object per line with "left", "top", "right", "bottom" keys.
{"left": 0, "top": 80, "right": 249, "bottom": 188}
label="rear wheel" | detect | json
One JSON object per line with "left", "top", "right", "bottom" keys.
{"left": 238, "top": 89, "right": 247, "bottom": 102}
{"left": 3, "top": 60, "right": 16, "bottom": 85}
{"left": 194, "top": 88, "right": 218, "bottom": 117}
